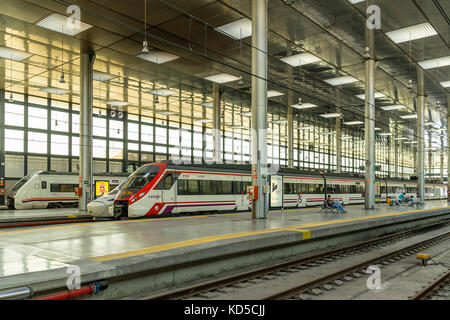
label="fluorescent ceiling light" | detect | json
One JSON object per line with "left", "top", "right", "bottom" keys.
{"left": 0, "top": 46, "right": 32, "bottom": 61}
{"left": 292, "top": 103, "right": 317, "bottom": 110}
{"left": 418, "top": 56, "right": 450, "bottom": 69}
{"left": 93, "top": 71, "right": 117, "bottom": 82}
{"left": 440, "top": 81, "right": 450, "bottom": 88}
{"left": 298, "top": 127, "right": 313, "bottom": 130}
{"left": 355, "top": 92, "right": 386, "bottom": 100}
{"left": 195, "top": 119, "right": 213, "bottom": 123}
{"left": 280, "top": 52, "right": 322, "bottom": 67}
{"left": 200, "top": 102, "right": 213, "bottom": 108}
{"left": 425, "top": 122, "right": 435, "bottom": 126}
{"left": 240, "top": 112, "right": 252, "bottom": 117}
{"left": 299, "top": 140, "right": 314, "bottom": 143}
{"left": 136, "top": 50, "right": 179, "bottom": 64}
{"left": 342, "top": 136, "right": 353, "bottom": 140}
{"left": 348, "top": 0, "right": 365, "bottom": 4}
{"left": 404, "top": 141, "right": 418, "bottom": 144}
{"left": 385, "top": 22, "right": 438, "bottom": 44}
{"left": 324, "top": 76, "right": 358, "bottom": 86}
{"left": 230, "top": 125, "right": 246, "bottom": 129}
{"left": 204, "top": 73, "right": 240, "bottom": 84}
{"left": 320, "top": 113, "right": 342, "bottom": 118}
{"left": 40, "top": 87, "right": 69, "bottom": 95}
{"left": 106, "top": 101, "right": 129, "bottom": 107}
{"left": 400, "top": 114, "right": 418, "bottom": 119}
{"left": 378, "top": 133, "right": 392, "bottom": 136}
{"left": 271, "top": 120, "right": 287, "bottom": 124}
{"left": 393, "top": 137, "right": 408, "bottom": 140}
{"left": 380, "top": 105, "right": 407, "bottom": 111}
{"left": 35, "top": 13, "right": 92, "bottom": 36}
{"left": 215, "top": 18, "right": 252, "bottom": 40}
{"left": 434, "top": 128, "right": 446, "bottom": 132}
{"left": 343, "top": 121, "right": 364, "bottom": 125}
{"left": 267, "top": 90, "right": 284, "bottom": 98}
{"left": 375, "top": 127, "right": 382, "bottom": 131}
{"left": 156, "top": 111, "right": 177, "bottom": 116}
{"left": 148, "top": 89, "right": 177, "bottom": 96}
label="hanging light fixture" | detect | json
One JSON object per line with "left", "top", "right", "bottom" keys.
{"left": 59, "top": 25, "right": 65, "bottom": 83}
{"left": 142, "top": 0, "right": 149, "bottom": 54}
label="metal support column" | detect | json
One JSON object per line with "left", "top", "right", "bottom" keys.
{"left": 394, "top": 121, "right": 399, "bottom": 178}
{"left": 212, "top": 83, "right": 222, "bottom": 164}
{"left": 79, "top": 52, "right": 95, "bottom": 212}
{"left": 417, "top": 67, "right": 425, "bottom": 205}
{"left": 251, "top": 0, "right": 268, "bottom": 219}
{"left": 447, "top": 93, "right": 450, "bottom": 201}
{"left": 440, "top": 135, "right": 444, "bottom": 183}
{"left": 364, "top": 18, "right": 376, "bottom": 209}
{"left": 0, "top": 89, "right": 5, "bottom": 205}
{"left": 287, "top": 43, "right": 294, "bottom": 168}
{"left": 336, "top": 89, "right": 342, "bottom": 173}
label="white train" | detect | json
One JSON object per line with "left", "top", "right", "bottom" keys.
{"left": 107, "top": 162, "right": 447, "bottom": 219}
{"left": 87, "top": 184, "right": 122, "bottom": 218}
{"left": 7, "top": 171, "right": 128, "bottom": 210}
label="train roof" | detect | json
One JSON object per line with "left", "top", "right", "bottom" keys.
{"left": 34, "top": 171, "right": 129, "bottom": 177}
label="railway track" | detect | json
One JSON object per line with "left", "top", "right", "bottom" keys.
{"left": 140, "top": 220, "right": 450, "bottom": 300}
{"left": 411, "top": 270, "right": 450, "bottom": 300}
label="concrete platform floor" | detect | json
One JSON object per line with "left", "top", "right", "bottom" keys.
{"left": 0, "top": 200, "right": 449, "bottom": 282}
{"left": 0, "top": 207, "right": 87, "bottom": 223}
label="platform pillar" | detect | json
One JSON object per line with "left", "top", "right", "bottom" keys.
{"left": 0, "top": 89, "right": 5, "bottom": 205}
{"left": 417, "top": 67, "right": 425, "bottom": 205}
{"left": 364, "top": 17, "right": 376, "bottom": 210}
{"left": 79, "top": 52, "right": 95, "bottom": 212}
{"left": 212, "top": 83, "right": 222, "bottom": 164}
{"left": 287, "top": 42, "right": 294, "bottom": 168}
{"left": 336, "top": 88, "right": 342, "bottom": 173}
{"left": 251, "top": 0, "right": 268, "bottom": 219}
{"left": 447, "top": 93, "right": 450, "bottom": 201}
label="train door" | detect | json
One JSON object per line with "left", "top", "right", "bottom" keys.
{"left": 159, "top": 173, "right": 176, "bottom": 209}
{"left": 34, "top": 176, "right": 46, "bottom": 209}
{"left": 235, "top": 178, "right": 248, "bottom": 211}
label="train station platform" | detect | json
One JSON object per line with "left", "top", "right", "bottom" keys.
{"left": 1, "top": 201, "right": 450, "bottom": 299}
{"left": 0, "top": 208, "right": 90, "bottom": 227}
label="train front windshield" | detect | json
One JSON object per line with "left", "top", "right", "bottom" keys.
{"left": 8, "top": 174, "right": 36, "bottom": 195}
{"left": 118, "top": 165, "right": 160, "bottom": 198}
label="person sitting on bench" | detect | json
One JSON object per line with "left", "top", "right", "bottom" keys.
{"left": 327, "top": 195, "right": 346, "bottom": 213}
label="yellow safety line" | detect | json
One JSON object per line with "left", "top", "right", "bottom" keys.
{"left": 90, "top": 205, "right": 450, "bottom": 262}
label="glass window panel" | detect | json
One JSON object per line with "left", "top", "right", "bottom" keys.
{"left": 5, "top": 129, "right": 24, "bottom": 152}
{"left": 93, "top": 117, "right": 106, "bottom": 136}
{"left": 93, "top": 139, "right": 106, "bottom": 158}
{"left": 128, "top": 143, "right": 139, "bottom": 151}
{"left": 51, "top": 110, "right": 69, "bottom": 132}
{"left": 5, "top": 103, "right": 24, "bottom": 126}
{"left": 109, "top": 120, "right": 123, "bottom": 139}
{"left": 128, "top": 123, "right": 139, "bottom": 141}
{"left": 155, "top": 146, "right": 167, "bottom": 154}
{"left": 51, "top": 134, "right": 68, "bottom": 155}
{"left": 155, "top": 127, "right": 166, "bottom": 142}
{"left": 28, "top": 132, "right": 47, "bottom": 154}
{"left": 72, "top": 114, "right": 80, "bottom": 134}
{"left": 141, "top": 124, "right": 153, "bottom": 143}
{"left": 72, "top": 136, "right": 79, "bottom": 157}
{"left": 109, "top": 141, "right": 123, "bottom": 159}
{"left": 141, "top": 144, "right": 153, "bottom": 152}
{"left": 28, "top": 107, "right": 47, "bottom": 130}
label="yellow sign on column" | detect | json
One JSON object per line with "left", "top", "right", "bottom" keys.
{"left": 95, "top": 181, "right": 109, "bottom": 198}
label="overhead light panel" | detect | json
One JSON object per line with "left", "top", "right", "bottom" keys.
{"left": 148, "top": 89, "right": 177, "bottom": 96}
{"left": 418, "top": 56, "right": 450, "bottom": 69}
{"left": 348, "top": 0, "right": 365, "bottom": 4}
{"left": 292, "top": 103, "right": 318, "bottom": 110}
{"left": 271, "top": 120, "right": 287, "bottom": 124}
{"left": 393, "top": 137, "right": 408, "bottom": 140}
{"left": 378, "top": 133, "right": 392, "bottom": 136}
{"left": 35, "top": 13, "right": 92, "bottom": 36}
{"left": 343, "top": 121, "right": 364, "bottom": 125}
{"left": 106, "top": 101, "right": 129, "bottom": 107}
{"left": 215, "top": 18, "right": 252, "bottom": 40}
{"left": 298, "top": 126, "right": 313, "bottom": 130}
{"left": 240, "top": 112, "right": 252, "bottom": 117}
{"left": 40, "top": 87, "right": 69, "bottom": 95}
{"left": 404, "top": 141, "right": 418, "bottom": 144}
{"left": 425, "top": 122, "right": 435, "bottom": 126}
{"left": 0, "top": 46, "right": 32, "bottom": 61}
{"left": 320, "top": 113, "right": 342, "bottom": 118}
{"left": 136, "top": 50, "right": 179, "bottom": 64}
{"left": 267, "top": 90, "right": 284, "bottom": 98}
{"left": 93, "top": 71, "right": 117, "bottom": 82}
{"left": 440, "top": 81, "right": 450, "bottom": 88}
{"left": 204, "top": 73, "right": 240, "bottom": 84}
{"left": 385, "top": 22, "right": 438, "bottom": 44}
{"left": 156, "top": 111, "right": 177, "bottom": 116}
{"left": 324, "top": 76, "right": 358, "bottom": 86}
{"left": 280, "top": 52, "right": 322, "bottom": 67}
{"left": 356, "top": 92, "right": 386, "bottom": 100}
{"left": 400, "top": 114, "right": 418, "bottom": 119}
{"left": 201, "top": 102, "right": 213, "bottom": 108}
{"left": 380, "top": 105, "right": 407, "bottom": 111}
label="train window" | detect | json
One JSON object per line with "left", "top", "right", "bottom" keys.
{"left": 50, "top": 184, "right": 77, "bottom": 192}
{"left": 163, "top": 174, "right": 174, "bottom": 190}
{"left": 41, "top": 181, "right": 47, "bottom": 189}
{"left": 199, "top": 180, "right": 215, "bottom": 195}
{"left": 216, "top": 180, "right": 233, "bottom": 194}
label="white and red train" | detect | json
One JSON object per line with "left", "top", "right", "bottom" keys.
{"left": 106, "top": 162, "right": 447, "bottom": 219}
